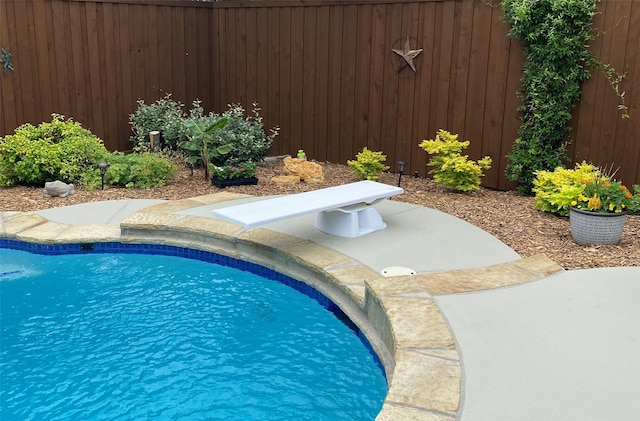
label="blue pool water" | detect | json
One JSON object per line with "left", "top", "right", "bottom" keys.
{"left": 0, "top": 249, "right": 387, "bottom": 420}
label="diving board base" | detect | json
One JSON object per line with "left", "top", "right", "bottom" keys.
{"left": 315, "top": 205, "right": 386, "bottom": 238}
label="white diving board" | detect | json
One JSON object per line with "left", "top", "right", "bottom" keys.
{"left": 211, "top": 180, "right": 403, "bottom": 238}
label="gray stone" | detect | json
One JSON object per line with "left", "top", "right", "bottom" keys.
{"left": 43, "top": 180, "right": 75, "bottom": 198}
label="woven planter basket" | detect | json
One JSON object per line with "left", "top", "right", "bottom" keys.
{"left": 569, "top": 207, "right": 627, "bottom": 246}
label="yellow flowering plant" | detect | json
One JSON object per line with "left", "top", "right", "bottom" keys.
{"left": 571, "top": 177, "right": 640, "bottom": 214}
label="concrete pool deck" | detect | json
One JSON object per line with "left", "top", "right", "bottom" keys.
{"left": 1, "top": 193, "right": 639, "bottom": 420}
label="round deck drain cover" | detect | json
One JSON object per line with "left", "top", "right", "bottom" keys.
{"left": 381, "top": 266, "right": 416, "bottom": 277}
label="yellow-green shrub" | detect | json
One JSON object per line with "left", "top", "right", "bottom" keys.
{"left": 347, "top": 147, "right": 389, "bottom": 181}
{"left": 419, "top": 129, "right": 492, "bottom": 192}
{"left": 532, "top": 162, "right": 598, "bottom": 216}
{"left": 0, "top": 114, "right": 108, "bottom": 186}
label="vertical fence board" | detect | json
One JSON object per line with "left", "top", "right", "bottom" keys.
{"left": 380, "top": 4, "right": 401, "bottom": 166}
{"left": 184, "top": 7, "right": 198, "bottom": 104}
{"left": 255, "top": 8, "right": 269, "bottom": 119}
{"left": 267, "top": 8, "right": 281, "bottom": 142}
{"left": 86, "top": 3, "right": 105, "bottom": 138}
{"left": 288, "top": 7, "right": 304, "bottom": 153}
{"left": 313, "top": 6, "right": 330, "bottom": 160}
{"left": 621, "top": 1, "right": 640, "bottom": 183}
{"left": 354, "top": 5, "right": 373, "bottom": 161}
{"left": 413, "top": 1, "right": 436, "bottom": 176}
{"left": 31, "top": 0, "right": 54, "bottom": 119}
{"left": 278, "top": 7, "right": 292, "bottom": 155}
{"left": 100, "top": 2, "right": 119, "bottom": 147}
{"left": 156, "top": 6, "right": 172, "bottom": 98}
{"left": 245, "top": 8, "right": 257, "bottom": 104}
{"left": 478, "top": 4, "right": 508, "bottom": 187}
{"left": 463, "top": 0, "right": 491, "bottom": 159}
{"left": 393, "top": 3, "right": 420, "bottom": 171}
{"left": 339, "top": 5, "right": 358, "bottom": 161}
{"left": 366, "top": 3, "right": 387, "bottom": 153}
{"left": 144, "top": 5, "right": 159, "bottom": 102}
{"left": 13, "top": 1, "right": 35, "bottom": 124}
{"left": 301, "top": 6, "right": 317, "bottom": 157}
{"left": 0, "top": 1, "right": 18, "bottom": 133}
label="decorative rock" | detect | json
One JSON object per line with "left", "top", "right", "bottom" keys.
{"left": 298, "top": 161, "right": 324, "bottom": 183}
{"left": 283, "top": 156, "right": 304, "bottom": 175}
{"left": 271, "top": 175, "right": 301, "bottom": 185}
{"left": 43, "top": 180, "right": 75, "bottom": 198}
{"left": 283, "top": 157, "right": 324, "bottom": 183}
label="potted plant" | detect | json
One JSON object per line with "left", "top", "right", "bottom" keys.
{"left": 569, "top": 176, "right": 640, "bottom": 245}
{"left": 211, "top": 162, "right": 258, "bottom": 188}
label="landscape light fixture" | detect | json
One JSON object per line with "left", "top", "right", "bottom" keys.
{"left": 98, "top": 161, "right": 109, "bottom": 190}
{"left": 397, "top": 160, "right": 406, "bottom": 187}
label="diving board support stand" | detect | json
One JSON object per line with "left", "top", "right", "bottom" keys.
{"left": 210, "top": 180, "right": 403, "bottom": 238}
{"left": 315, "top": 200, "right": 387, "bottom": 238}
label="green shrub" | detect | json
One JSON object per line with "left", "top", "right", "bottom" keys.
{"left": 347, "top": 147, "right": 390, "bottom": 181}
{"left": 92, "top": 152, "right": 177, "bottom": 189}
{"left": 209, "top": 103, "right": 279, "bottom": 166}
{"left": 0, "top": 114, "right": 108, "bottom": 186}
{"left": 419, "top": 129, "right": 492, "bottom": 192}
{"left": 532, "top": 162, "right": 598, "bottom": 216}
{"left": 129, "top": 94, "right": 191, "bottom": 150}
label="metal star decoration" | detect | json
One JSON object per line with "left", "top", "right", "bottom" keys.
{"left": 391, "top": 36, "right": 423, "bottom": 73}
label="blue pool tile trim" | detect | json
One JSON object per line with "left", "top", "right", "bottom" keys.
{"left": 0, "top": 239, "right": 386, "bottom": 379}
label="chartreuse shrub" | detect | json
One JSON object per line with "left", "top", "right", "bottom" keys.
{"left": 0, "top": 114, "right": 177, "bottom": 189}
{"left": 533, "top": 162, "right": 640, "bottom": 215}
{"left": 419, "top": 129, "right": 492, "bottom": 192}
{"left": 502, "top": 0, "right": 627, "bottom": 194}
{"left": 0, "top": 114, "right": 108, "bottom": 186}
{"left": 532, "top": 162, "right": 599, "bottom": 216}
{"left": 347, "top": 147, "right": 389, "bottom": 181}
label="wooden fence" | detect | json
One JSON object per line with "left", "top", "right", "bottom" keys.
{"left": 1, "top": 0, "right": 639, "bottom": 189}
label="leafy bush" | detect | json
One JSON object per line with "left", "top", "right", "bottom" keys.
{"left": 347, "top": 147, "right": 389, "bottom": 181}
{"left": 209, "top": 103, "right": 279, "bottom": 166}
{"left": 129, "top": 94, "right": 191, "bottom": 150}
{"left": 91, "top": 152, "right": 177, "bottom": 189}
{"left": 419, "top": 129, "right": 492, "bottom": 192}
{"left": 532, "top": 162, "right": 598, "bottom": 216}
{"left": 0, "top": 114, "right": 109, "bottom": 186}
{"left": 130, "top": 98, "right": 278, "bottom": 169}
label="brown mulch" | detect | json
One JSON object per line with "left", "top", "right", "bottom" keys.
{"left": 1, "top": 159, "right": 638, "bottom": 270}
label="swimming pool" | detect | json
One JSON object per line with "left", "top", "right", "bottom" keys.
{"left": 0, "top": 246, "right": 387, "bottom": 420}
